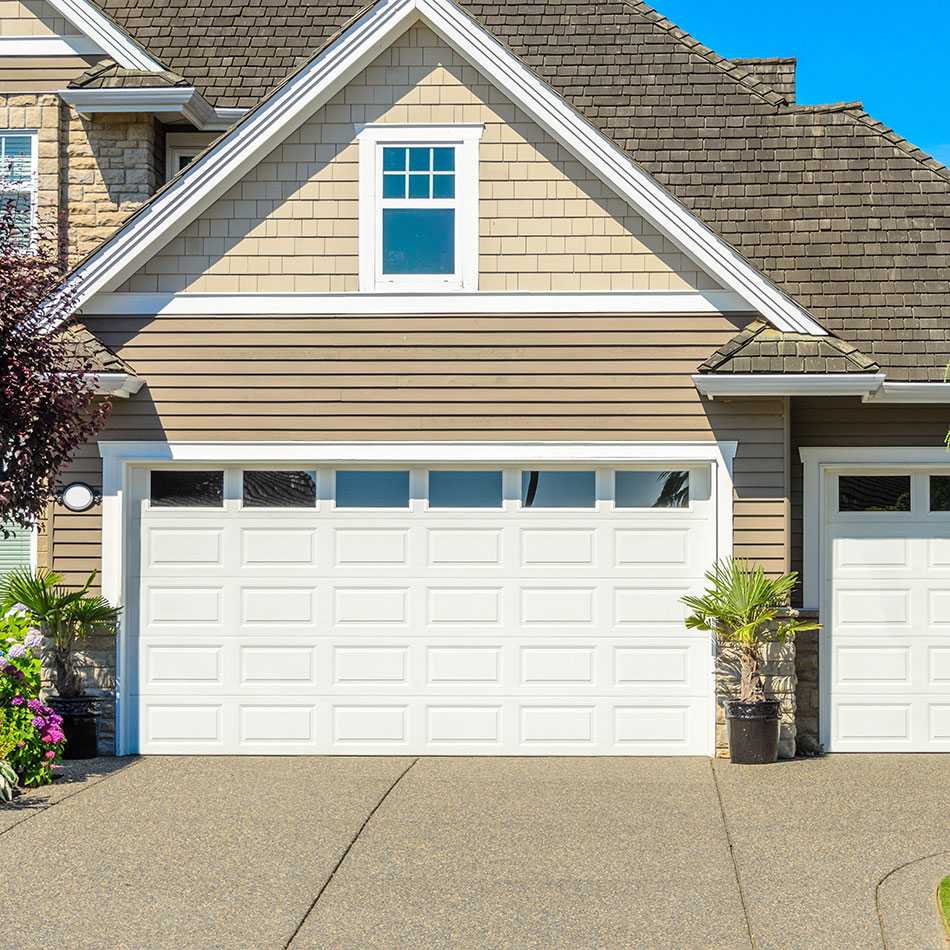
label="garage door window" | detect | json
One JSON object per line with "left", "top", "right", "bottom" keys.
{"left": 242, "top": 471, "right": 316, "bottom": 508}
{"left": 521, "top": 470, "right": 595, "bottom": 508}
{"left": 336, "top": 470, "right": 410, "bottom": 508}
{"left": 838, "top": 475, "right": 911, "bottom": 512}
{"left": 150, "top": 471, "right": 223, "bottom": 508}
{"left": 616, "top": 470, "right": 689, "bottom": 509}
{"left": 428, "top": 470, "right": 502, "bottom": 508}
{"left": 930, "top": 476, "right": 950, "bottom": 511}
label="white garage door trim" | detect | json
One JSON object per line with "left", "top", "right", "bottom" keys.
{"left": 101, "top": 440, "right": 737, "bottom": 755}
{"left": 801, "top": 446, "right": 950, "bottom": 751}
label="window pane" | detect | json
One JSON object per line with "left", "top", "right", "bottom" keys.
{"left": 931, "top": 476, "right": 950, "bottom": 511}
{"left": 150, "top": 470, "right": 223, "bottom": 507}
{"left": 432, "top": 147, "right": 454, "bottom": 171}
{"left": 408, "top": 146, "right": 430, "bottom": 171}
{"left": 382, "top": 208, "right": 454, "bottom": 274}
{"left": 336, "top": 470, "right": 410, "bottom": 508}
{"left": 243, "top": 471, "right": 316, "bottom": 508}
{"left": 838, "top": 475, "right": 911, "bottom": 512}
{"left": 382, "top": 173, "right": 405, "bottom": 198}
{"left": 616, "top": 470, "right": 689, "bottom": 508}
{"left": 521, "top": 471, "right": 595, "bottom": 508}
{"left": 408, "top": 173, "right": 430, "bottom": 199}
{"left": 1, "top": 135, "right": 31, "bottom": 181}
{"left": 429, "top": 470, "right": 502, "bottom": 508}
{"left": 382, "top": 147, "right": 406, "bottom": 171}
{"left": 432, "top": 174, "right": 455, "bottom": 199}
{"left": 0, "top": 192, "right": 31, "bottom": 244}
{"left": 177, "top": 154, "right": 195, "bottom": 172}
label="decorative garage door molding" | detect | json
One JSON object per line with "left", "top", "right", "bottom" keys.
{"left": 801, "top": 447, "right": 950, "bottom": 752}
{"left": 101, "top": 441, "right": 736, "bottom": 755}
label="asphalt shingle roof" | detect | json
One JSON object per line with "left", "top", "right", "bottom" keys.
{"left": 62, "top": 324, "right": 136, "bottom": 374}
{"left": 91, "top": 0, "right": 950, "bottom": 381}
{"left": 69, "top": 62, "right": 190, "bottom": 88}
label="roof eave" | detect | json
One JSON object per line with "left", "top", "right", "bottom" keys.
{"left": 693, "top": 373, "right": 886, "bottom": 399}
{"left": 58, "top": 86, "right": 237, "bottom": 130}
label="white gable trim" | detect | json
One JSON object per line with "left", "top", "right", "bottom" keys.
{"left": 65, "top": 0, "right": 824, "bottom": 335}
{"left": 0, "top": 36, "right": 104, "bottom": 56}
{"left": 46, "top": 0, "right": 164, "bottom": 70}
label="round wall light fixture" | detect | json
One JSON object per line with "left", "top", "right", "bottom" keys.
{"left": 56, "top": 482, "right": 100, "bottom": 513}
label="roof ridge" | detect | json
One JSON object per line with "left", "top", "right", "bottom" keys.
{"left": 789, "top": 101, "right": 863, "bottom": 114}
{"left": 621, "top": 0, "right": 790, "bottom": 106}
{"left": 697, "top": 319, "right": 768, "bottom": 373}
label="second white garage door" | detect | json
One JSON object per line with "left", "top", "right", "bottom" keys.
{"left": 127, "top": 464, "right": 716, "bottom": 755}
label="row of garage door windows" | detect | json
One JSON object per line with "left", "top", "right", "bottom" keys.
{"left": 839, "top": 475, "right": 950, "bottom": 513}
{"left": 149, "top": 469, "right": 692, "bottom": 511}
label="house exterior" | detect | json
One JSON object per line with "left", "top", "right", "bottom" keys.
{"left": 4, "top": 0, "right": 950, "bottom": 758}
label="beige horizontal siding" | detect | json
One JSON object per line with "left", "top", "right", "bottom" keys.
{"left": 0, "top": 55, "right": 104, "bottom": 89}
{"left": 56, "top": 311, "right": 786, "bottom": 583}
{"left": 118, "top": 23, "right": 721, "bottom": 295}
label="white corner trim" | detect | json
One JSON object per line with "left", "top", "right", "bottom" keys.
{"left": 45, "top": 0, "right": 164, "bottom": 71}
{"left": 693, "top": 373, "right": 885, "bottom": 399}
{"left": 61, "top": 0, "right": 823, "bottom": 335}
{"left": 0, "top": 36, "right": 104, "bottom": 56}
{"left": 81, "top": 289, "right": 755, "bottom": 316}
{"left": 98, "top": 438, "right": 736, "bottom": 755}
{"left": 357, "top": 123, "right": 483, "bottom": 292}
{"left": 88, "top": 372, "right": 144, "bottom": 398}
{"left": 863, "top": 382, "right": 950, "bottom": 403}
{"left": 58, "top": 87, "right": 231, "bottom": 131}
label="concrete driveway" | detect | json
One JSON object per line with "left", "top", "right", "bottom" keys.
{"left": 0, "top": 755, "right": 947, "bottom": 949}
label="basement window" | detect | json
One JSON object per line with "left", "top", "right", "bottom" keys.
{"left": 357, "top": 124, "right": 482, "bottom": 292}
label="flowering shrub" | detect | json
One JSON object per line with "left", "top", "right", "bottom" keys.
{"left": 0, "top": 604, "right": 64, "bottom": 787}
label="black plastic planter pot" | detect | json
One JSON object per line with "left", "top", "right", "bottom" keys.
{"left": 725, "top": 700, "right": 780, "bottom": 764}
{"left": 47, "top": 697, "right": 99, "bottom": 760}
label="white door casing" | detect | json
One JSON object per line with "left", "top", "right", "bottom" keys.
{"left": 801, "top": 448, "right": 950, "bottom": 752}
{"left": 100, "top": 441, "right": 736, "bottom": 755}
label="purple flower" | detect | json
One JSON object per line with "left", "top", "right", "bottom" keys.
{"left": 8, "top": 643, "right": 26, "bottom": 658}
{"left": 31, "top": 716, "right": 45, "bottom": 729}
{"left": 4, "top": 603, "right": 27, "bottom": 618}
{"left": 10, "top": 695, "right": 24, "bottom": 706}
{"left": 26, "top": 699, "right": 42, "bottom": 713}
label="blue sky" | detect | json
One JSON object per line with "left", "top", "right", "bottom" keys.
{"left": 655, "top": 0, "right": 950, "bottom": 167}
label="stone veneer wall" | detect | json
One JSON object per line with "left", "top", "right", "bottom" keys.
{"left": 795, "top": 629, "right": 820, "bottom": 752}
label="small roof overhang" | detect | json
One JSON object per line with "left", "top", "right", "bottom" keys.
{"left": 88, "top": 372, "right": 144, "bottom": 398}
{"left": 692, "top": 373, "right": 886, "bottom": 399}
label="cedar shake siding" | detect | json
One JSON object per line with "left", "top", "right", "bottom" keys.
{"left": 117, "top": 25, "right": 723, "bottom": 295}
{"left": 50, "top": 311, "right": 787, "bottom": 587}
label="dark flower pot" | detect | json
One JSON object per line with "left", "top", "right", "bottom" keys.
{"left": 47, "top": 696, "right": 99, "bottom": 760}
{"left": 725, "top": 700, "right": 780, "bottom": 765}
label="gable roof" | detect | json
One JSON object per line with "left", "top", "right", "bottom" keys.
{"left": 698, "top": 321, "right": 880, "bottom": 375}
{"left": 66, "top": 0, "right": 825, "bottom": 336}
{"left": 90, "top": 0, "right": 950, "bottom": 381}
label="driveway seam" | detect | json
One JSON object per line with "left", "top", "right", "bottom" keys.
{"left": 709, "top": 760, "right": 756, "bottom": 950}
{"left": 875, "top": 848, "right": 950, "bottom": 950}
{"left": 0, "top": 757, "right": 146, "bottom": 839}
{"left": 284, "top": 757, "right": 418, "bottom": 949}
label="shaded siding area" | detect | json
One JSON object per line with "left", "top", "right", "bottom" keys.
{"left": 53, "top": 311, "right": 787, "bottom": 584}
{"left": 790, "top": 396, "right": 950, "bottom": 748}
{"left": 0, "top": 55, "right": 106, "bottom": 90}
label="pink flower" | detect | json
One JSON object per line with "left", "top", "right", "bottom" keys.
{"left": 44, "top": 750, "right": 55, "bottom": 760}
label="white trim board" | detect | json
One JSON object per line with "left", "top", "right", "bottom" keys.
{"left": 98, "top": 438, "right": 735, "bottom": 755}
{"left": 863, "top": 382, "right": 950, "bottom": 404}
{"left": 45, "top": 0, "right": 163, "bottom": 70}
{"left": 82, "top": 290, "right": 756, "bottom": 316}
{"left": 62, "top": 0, "right": 823, "bottom": 335}
{"left": 59, "top": 87, "right": 237, "bottom": 131}
{"left": 694, "top": 373, "right": 885, "bottom": 399}
{"left": 0, "top": 36, "right": 104, "bottom": 56}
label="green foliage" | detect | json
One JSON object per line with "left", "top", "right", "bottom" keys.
{"left": 0, "top": 569, "right": 120, "bottom": 698}
{"left": 681, "top": 558, "right": 819, "bottom": 703}
{"left": 939, "top": 876, "right": 950, "bottom": 935}
{"left": 0, "top": 759, "right": 15, "bottom": 803}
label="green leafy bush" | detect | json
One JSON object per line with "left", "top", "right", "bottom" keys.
{"left": 0, "top": 605, "right": 64, "bottom": 787}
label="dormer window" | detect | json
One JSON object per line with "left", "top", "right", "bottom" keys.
{"left": 357, "top": 124, "right": 482, "bottom": 292}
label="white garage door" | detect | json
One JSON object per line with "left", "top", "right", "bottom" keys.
{"left": 126, "top": 463, "right": 716, "bottom": 755}
{"left": 828, "top": 469, "right": 950, "bottom": 751}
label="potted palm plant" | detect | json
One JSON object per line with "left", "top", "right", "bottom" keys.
{"left": 681, "top": 558, "right": 818, "bottom": 764}
{"left": 0, "top": 569, "right": 120, "bottom": 759}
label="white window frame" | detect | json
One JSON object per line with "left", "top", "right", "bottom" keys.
{"left": 165, "top": 133, "right": 216, "bottom": 183}
{"left": 357, "top": 123, "right": 482, "bottom": 293}
{"left": 0, "top": 130, "right": 38, "bottom": 241}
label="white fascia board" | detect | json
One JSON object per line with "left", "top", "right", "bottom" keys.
{"left": 58, "top": 87, "right": 225, "bottom": 131}
{"left": 62, "top": 0, "right": 823, "bottom": 335}
{"left": 87, "top": 373, "right": 144, "bottom": 397}
{"left": 693, "top": 373, "right": 885, "bottom": 398}
{"left": 862, "top": 382, "right": 950, "bottom": 404}
{"left": 0, "top": 36, "right": 104, "bottom": 56}
{"left": 82, "top": 289, "right": 756, "bottom": 316}
{"left": 45, "top": 0, "right": 163, "bottom": 70}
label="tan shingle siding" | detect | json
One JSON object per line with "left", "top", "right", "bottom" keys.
{"left": 118, "top": 25, "right": 721, "bottom": 294}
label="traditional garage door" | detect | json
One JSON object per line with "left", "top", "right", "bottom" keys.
{"left": 828, "top": 469, "right": 950, "bottom": 751}
{"left": 127, "top": 463, "right": 716, "bottom": 755}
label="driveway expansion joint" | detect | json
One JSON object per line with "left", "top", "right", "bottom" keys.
{"left": 709, "top": 759, "right": 756, "bottom": 950}
{"left": 285, "top": 757, "right": 419, "bottom": 949}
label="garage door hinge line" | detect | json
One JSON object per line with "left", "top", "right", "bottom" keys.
{"left": 284, "top": 757, "right": 418, "bottom": 949}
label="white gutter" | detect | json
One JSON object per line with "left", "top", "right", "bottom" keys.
{"left": 58, "top": 87, "right": 243, "bottom": 131}
{"left": 862, "top": 382, "right": 950, "bottom": 404}
{"left": 87, "top": 373, "right": 144, "bottom": 398}
{"left": 693, "top": 373, "right": 886, "bottom": 399}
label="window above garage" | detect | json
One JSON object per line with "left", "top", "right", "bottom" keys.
{"left": 357, "top": 124, "right": 482, "bottom": 292}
